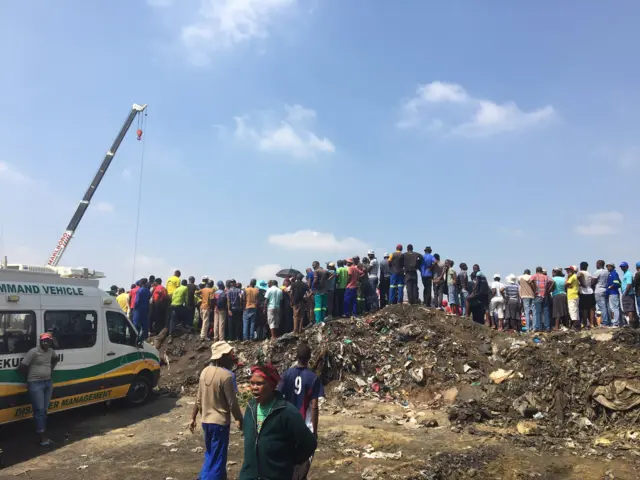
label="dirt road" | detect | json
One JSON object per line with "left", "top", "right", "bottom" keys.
{"left": 2, "top": 393, "right": 639, "bottom": 479}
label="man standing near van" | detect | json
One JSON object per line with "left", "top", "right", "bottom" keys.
{"left": 18, "top": 333, "right": 58, "bottom": 447}
{"left": 133, "top": 278, "right": 152, "bottom": 341}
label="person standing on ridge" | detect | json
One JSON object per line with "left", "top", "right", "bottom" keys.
{"left": 199, "top": 280, "right": 215, "bottom": 341}
{"left": 606, "top": 263, "right": 622, "bottom": 327}
{"left": 592, "top": 260, "right": 610, "bottom": 327}
{"left": 402, "top": 244, "right": 422, "bottom": 305}
{"left": 312, "top": 261, "right": 329, "bottom": 323}
{"left": 620, "top": 262, "right": 637, "bottom": 327}
{"left": 343, "top": 258, "right": 359, "bottom": 317}
{"left": 166, "top": 270, "right": 181, "bottom": 298}
{"left": 421, "top": 247, "right": 436, "bottom": 307}
{"left": 388, "top": 244, "right": 405, "bottom": 304}
{"left": 367, "top": 250, "right": 379, "bottom": 310}
{"left": 379, "top": 253, "right": 391, "bottom": 308}
{"left": 334, "top": 260, "right": 348, "bottom": 317}
{"left": 133, "top": 278, "right": 151, "bottom": 341}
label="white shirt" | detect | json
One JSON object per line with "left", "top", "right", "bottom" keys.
{"left": 578, "top": 270, "right": 594, "bottom": 295}
{"left": 368, "top": 258, "right": 379, "bottom": 278}
{"left": 491, "top": 281, "right": 505, "bottom": 300}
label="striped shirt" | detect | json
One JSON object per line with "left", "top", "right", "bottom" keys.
{"left": 505, "top": 284, "right": 520, "bottom": 300}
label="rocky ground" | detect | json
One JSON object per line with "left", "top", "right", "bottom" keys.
{"left": 3, "top": 305, "right": 640, "bottom": 479}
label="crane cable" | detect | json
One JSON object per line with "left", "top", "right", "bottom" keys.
{"left": 131, "top": 110, "right": 147, "bottom": 283}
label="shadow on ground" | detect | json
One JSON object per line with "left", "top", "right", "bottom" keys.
{"left": 0, "top": 393, "right": 178, "bottom": 469}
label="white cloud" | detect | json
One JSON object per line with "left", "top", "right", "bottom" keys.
{"left": 0, "top": 161, "right": 32, "bottom": 184}
{"left": 94, "top": 201, "right": 115, "bottom": 214}
{"left": 234, "top": 104, "right": 335, "bottom": 159}
{"left": 398, "top": 81, "right": 556, "bottom": 137}
{"left": 151, "top": 0, "right": 298, "bottom": 65}
{"left": 575, "top": 211, "right": 623, "bottom": 236}
{"left": 498, "top": 226, "right": 524, "bottom": 238}
{"left": 252, "top": 263, "right": 283, "bottom": 281}
{"left": 268, "top": 230, "right": 368, "bottom": 252}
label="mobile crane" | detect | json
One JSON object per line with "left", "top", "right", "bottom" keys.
{"left": 47, "top": 103, "right": 147, "bottom": 267}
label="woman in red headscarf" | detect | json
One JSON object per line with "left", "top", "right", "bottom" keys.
{"left": 18, "top": 332, "right": 58, "bottom": 447}
{"left": 239, "top": 364, "right": 317, "bottom": 480}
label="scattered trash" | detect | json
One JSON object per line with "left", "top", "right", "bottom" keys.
{"left": 489, "top": 369, "right": 515, "bottom": 384}
{"left": 77, "top": 465, "right": 89, "bottom": 470}
{"left": 362, "top": 450, "right": 402, "bottom": 460}
{"left": 190, "top": 447, "right": 204, "bottom": 453}
{"left": 170, "top": 448, "right": 178, "bottom": 452}
{"left": 161, "top": 441, "right": 177, "bottom": 447}
{"left": 594, "top": 437, "right": 613, "bottom": 447}
{"left": 517, "top": 421, "right": 538, "bottom": 436}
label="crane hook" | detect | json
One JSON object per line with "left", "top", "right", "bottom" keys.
{"left": 136, "top": 129, "right": 143, "bottom": 141}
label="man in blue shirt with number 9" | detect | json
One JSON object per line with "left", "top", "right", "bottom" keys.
{"left": 278, "top": 343, "right": 324, "bottom": 479}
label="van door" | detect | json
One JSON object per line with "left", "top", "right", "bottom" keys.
{"left": 43, "top": 308, "right": 102, "bottom": 409}
{"left": 0, "top": 311, "right": 38, "bottom": 423}
{"left": 104, "top": 309, "right": 143, "bottom": 400}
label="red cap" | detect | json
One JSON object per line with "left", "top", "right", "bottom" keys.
{"left": 396, "top": 244, "right": 403, "bottom": 251}
{"left": 40, "top": 332, "right": 53, "bottom": 341}
{"left": 565, "top": 265, "right": 575, "bottom": 271}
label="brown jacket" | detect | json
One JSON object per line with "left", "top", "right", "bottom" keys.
{"left": 196, "top": 365, "right": 243, "bottom": 425}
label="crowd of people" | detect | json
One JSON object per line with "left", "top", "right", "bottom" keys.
{"left": 109, "top": 245, "right": 640, "bottom": 340}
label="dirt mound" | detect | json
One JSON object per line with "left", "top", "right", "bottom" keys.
{"left": 155, "top": 305, "right": 640, "bottom": 443}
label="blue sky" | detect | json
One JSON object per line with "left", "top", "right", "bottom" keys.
{"left": 1, "top": 0, "right": 639, "bottom": 288}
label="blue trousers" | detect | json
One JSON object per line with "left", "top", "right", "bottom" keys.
{"left": 28, "top": 379, "right": 53, "bottom": 433}
{"left": 343, "top": 287, "right": 357, "bottom": 316}
{"left": 133, "top": 309, "right": 149, "bottom": 341}
{"left": 243, "top": 308, "right": 256, "bottom": 340}
{"left": 200, "top": 423, "right": 230, "bottom": 480}
{"left": 389, "top": 273, "right": 405, "bottom": 304}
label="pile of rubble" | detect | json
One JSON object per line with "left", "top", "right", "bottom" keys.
{"left": 156, "top": 304, "right": 640, "bottom": 442}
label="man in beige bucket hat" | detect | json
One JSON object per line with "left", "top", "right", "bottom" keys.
{"left": 190, "top": 341, "right": 243, "bottom": 479}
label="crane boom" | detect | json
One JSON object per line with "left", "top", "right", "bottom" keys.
{"left": 47, "top": 103, "right": 147, "bottom": 267}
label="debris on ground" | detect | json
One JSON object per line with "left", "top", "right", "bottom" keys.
{"left": 155, "top": 304, "right": 640, "bottom": 455}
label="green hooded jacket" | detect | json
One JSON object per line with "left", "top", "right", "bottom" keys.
{"left": 240, "top": 391, "right": 317, "bottom": 480}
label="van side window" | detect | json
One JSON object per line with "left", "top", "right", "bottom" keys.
{"left": 44, "top": 311, "right": 97, "bottom": 350}
{"left": 106, "top": 311, "right": 137, "bottom": 347}
{"left": 0, "top": 312, "right": 37, "bottom": 354}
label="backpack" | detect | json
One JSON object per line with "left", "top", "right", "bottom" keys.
{"left": 314, "top": 269, "right": 327, "bottom": 291}
{"left": 229, "top": 289, "right": 242, "bottom": 312}
{"left": 217, "top": 290, "right": 228, "bottom": 310}
{"left": 404, "top": 252, "right": 419, "bottom": 272}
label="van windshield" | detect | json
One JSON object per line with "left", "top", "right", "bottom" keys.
{"left": 0, "top": 311, "right": 37, "bottom": 354}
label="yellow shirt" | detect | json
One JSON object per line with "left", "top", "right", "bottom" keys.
{"left": 116, "top": 293, "right": 129, "bottom": 313}
{"left": 166, "top": 276, "right": 180, "bottom": 296}
{"left": 171, "top": 285, "right": 188, "bottom": 307}
{"left": 566, "top": 274, "right": 579, "bottom": 300}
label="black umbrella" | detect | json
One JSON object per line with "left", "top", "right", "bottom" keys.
{"left": 276, "top": 268, "right": 302, "bottom": 279}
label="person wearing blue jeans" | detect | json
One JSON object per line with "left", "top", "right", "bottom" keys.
{"left": 19, "top": 332, "right": 58, "bottom": 447}
{"left": 533, "top": 297, "right": 551, "bottom": 331}
{"left": 595, "top": 293, "right": 610, "bottom": 326}
{"left": 388, "top": 245, "right": 405, "bottom": 304}
{"left": 243, "top": 308, "right": 257, "bottom": 340}
{"left": 522, "top": 298, "right": 535, "bottom": 331}
{"left": 343, "top": 287, "right": 358, "bottom": 316}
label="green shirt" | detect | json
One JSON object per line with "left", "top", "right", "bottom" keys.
{"left": 171, "top": 285, "right": 188, "bottom": 307}
{"left": 256, "top": 398, "right": 276, "bottom": 433}
{"left": 337, "top": 267, "right": 349, "bottom": 289}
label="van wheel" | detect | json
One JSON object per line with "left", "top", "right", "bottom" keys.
{"left": 126, "top": 375, "right": 152, "bottom": 406}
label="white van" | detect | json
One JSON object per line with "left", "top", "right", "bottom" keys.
{"left": 0, "top": 264, "right": 161, "bottom": 426}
